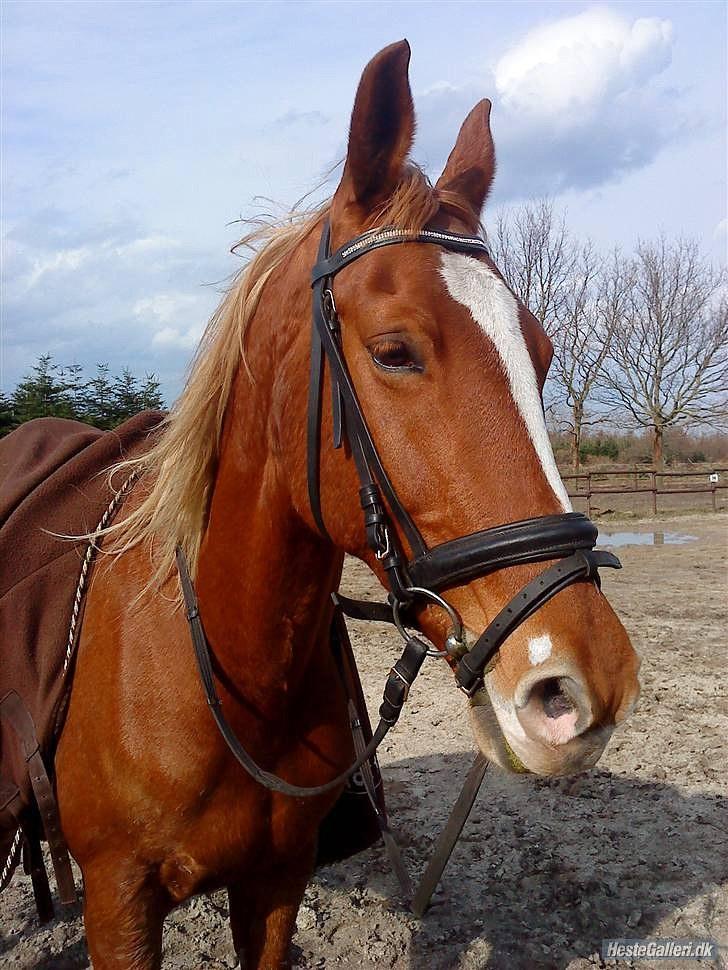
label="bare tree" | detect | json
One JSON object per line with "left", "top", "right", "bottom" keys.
{"left": 549, "top": 245, "right": 631, "bottom": 468}
{"left": 492, "top": 199, "right": 621, "bottom": 466}
{"left": 600, "top": 237, "right": 728, "bottom": 467}
{"left": 492, "top": 198, "right": 575, "bottom": 334}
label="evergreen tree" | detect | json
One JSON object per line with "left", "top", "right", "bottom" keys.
{"left": 0, "top": 391, "right": 15, "bottom": 437}
{"left": 3, "top": 356, "right": 165, "bottom": 434}
{"left": 111, "top": 368, "right": 142, "bottom": 424}
{"left": 82, "top": 364, "right": 115, "bottom": 429}
{"left": 139, "top": 373, "right": 164, "bottom": 412}
{"left": 11, "top": 355, "right": 72, "bottom": 423}
{"left": 60, "top": 362, "right": 87, "bottom": 421}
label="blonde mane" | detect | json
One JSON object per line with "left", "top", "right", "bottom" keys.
{"left": 103, "top": 165, "right": 468, "bottom": 589}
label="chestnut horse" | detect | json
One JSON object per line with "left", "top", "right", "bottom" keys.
{"left": 55, "top": 41, "right": 640, "bottom": 969}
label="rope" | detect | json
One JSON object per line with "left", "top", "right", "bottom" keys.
{"left": 0, "top": 827, "right": 22, "bottom": 892}
{"left": 62, "top": 470, "right": 139, "bottom": 674}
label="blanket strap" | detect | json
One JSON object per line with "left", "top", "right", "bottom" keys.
{"left": 0, "top": 691, "right": 76, "bottom": 919}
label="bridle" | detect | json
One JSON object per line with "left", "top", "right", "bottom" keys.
{"left": 307, "top": 219, "right": 620, "bottom": 688}
{"left": 177, "top": 218, "right": 620, "bottom": 793}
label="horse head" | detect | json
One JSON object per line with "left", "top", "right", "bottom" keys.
{"left": 291, "top": 41, "right": 640, "bottom": 776}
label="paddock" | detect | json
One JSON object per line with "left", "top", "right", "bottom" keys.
{"left": 1, "top": 512, "right": 726, "bottom": 969}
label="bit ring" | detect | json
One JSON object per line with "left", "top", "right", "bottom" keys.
{"left": 391, "top": 587, "right": 465, "bottom": 658}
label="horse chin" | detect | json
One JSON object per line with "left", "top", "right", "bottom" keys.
{"left": 467, "top": 685, "right": 612, "bottom": 778}
{"left": 467, "top": 688, "right": 531, "bottom": 773}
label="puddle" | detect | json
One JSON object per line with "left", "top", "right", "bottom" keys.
{"left": 597, "top": 531, "right": 698, "bottom": 548}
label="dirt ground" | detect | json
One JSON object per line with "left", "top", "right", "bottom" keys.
{"left": 1, "top": 513, "right": 726, "bottom": 969}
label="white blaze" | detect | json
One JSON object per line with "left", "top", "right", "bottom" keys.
{"left": 440, "top": 253, "right": 572, "bottom": 511}
{"left": 528, "top": 634, "right": 554, "bottom": 666}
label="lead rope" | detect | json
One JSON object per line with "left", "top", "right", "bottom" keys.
{"left": 62, "top": 469, "right": 139, "bottom": 673}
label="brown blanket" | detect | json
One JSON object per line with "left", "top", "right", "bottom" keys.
{"left": 0, "top": 411, "right": 165, "bottom": 834}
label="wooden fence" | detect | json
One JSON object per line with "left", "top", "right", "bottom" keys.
{"left": 561, "top": 467, "right": 728, "bottom": 516}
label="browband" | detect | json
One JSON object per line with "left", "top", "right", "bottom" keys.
{"left": 311, "top": 225, "right": 490, "bottom": 284}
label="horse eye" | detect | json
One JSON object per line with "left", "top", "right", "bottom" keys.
{"left": 370, "top": 339, "right": 422, "bottom": 373}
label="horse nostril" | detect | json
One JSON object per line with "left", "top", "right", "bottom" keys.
{"left": 514, "top": 670, "right": 594, "bottom": 746}
{"left": 539, "top": 678, "right": 575, "bottom": 719}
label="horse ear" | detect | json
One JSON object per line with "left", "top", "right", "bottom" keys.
{"left": 435, "top": 100, "right": 495, "bottom": 225}
{"left": 335, "top": 40, "right": 415, "bottom": 211}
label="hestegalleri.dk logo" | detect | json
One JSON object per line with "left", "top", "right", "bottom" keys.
{"left": 601, "top": 938, "right": 718, "bottom": 961}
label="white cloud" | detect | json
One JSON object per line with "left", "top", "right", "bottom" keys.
{"left": 416, "top": 7, "right": 682, "bottom": 201}
{"left": 114, "top": 235, "right": 179, "bottom": 258}
{"left": 135, "top": 293, "right": 209, "bottom": 349}
{"left": 151, "top": 325, "right": 204, "bottom": 350}
{"left": 23, "top": 246, "right": 93, "bottom": 287}
{"left": 9, "top": 234, "right": 180, "bottom": 292}
{"left": 134, "top": 292, "right": 200, "bottom": 326}
{"left": 495, "top": 9, "right": 672, "bottom": 122}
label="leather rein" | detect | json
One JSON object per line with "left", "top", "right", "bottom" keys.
{"left": 177, "top": 219, "right": 621, "bottom": 797}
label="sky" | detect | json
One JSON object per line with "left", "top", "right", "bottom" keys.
{"left": 2, "top": 0, "right": 726, "bottom": 403}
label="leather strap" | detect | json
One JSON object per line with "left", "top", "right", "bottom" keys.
{"left": 455, "top": 550, "right": 621, "bottom": 695}
{"left": 176, "top": 547, "right": 421, "bottom": 798}
{"left": 333, "top": 593, "right": 396, "bottom": 625}
{"left": 24, "top": 831, "right": 54, "bottom": 922}
{"left": 411, "top": 752, "right": 489, "bottom": 917}
{"left": 348, "top": 697, "right": 413, "bottom": 900}
{"left": 311, "top": 226, "right": 489, "bottom": 284}
{"left": 408, "top": 512, "right": 599, "bottom": 591}
{"left": 0, "top": 691, "right": 76, "bottom": 909}
{"left": 310, "top": 223, "right": 426, "bottom": 565}
{"left": 306, "top": 292, "right": 332, "bottom": 541}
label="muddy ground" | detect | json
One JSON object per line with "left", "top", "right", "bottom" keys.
{"left": 1, "top": 512, "right": 726, "bottom": 969}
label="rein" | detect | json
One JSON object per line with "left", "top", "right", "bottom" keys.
{"left": 177, "top": 219, "right": 621, "bottom": 910}
{"left": 177, "top": 548, "right": 401, "bottom": 798}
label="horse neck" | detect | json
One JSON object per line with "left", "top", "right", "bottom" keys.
{"left": 194, "top": 356, "right": 341, "bottom": 713}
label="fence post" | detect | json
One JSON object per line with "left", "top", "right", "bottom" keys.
{"left": 633, "top": 469, "right": 638, "bottom": 491}
{"left": 650, "top": 470, "right": 657, "bottom": 515}
{"left": 587, "top": 472, "right": 592, "bottom": 518}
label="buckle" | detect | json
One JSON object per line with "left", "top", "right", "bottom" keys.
{"left": 375, "top": 523, "right": 392, "bottom": 560}
{"left": 457, "top": 678, "right": 483, "bottom": 698}
{"left": 322, "top": 288, "right": 338, "bottom": 331}
{"left": 388, "top": 665, "right": 412, "bottom": 700}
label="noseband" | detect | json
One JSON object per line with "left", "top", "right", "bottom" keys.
{"left": 178, "top": 218, "right": 620, "bottom": 794}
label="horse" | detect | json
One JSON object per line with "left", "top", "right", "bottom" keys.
{"left": 51, "top": 40, "right": 640, "bottom": 969}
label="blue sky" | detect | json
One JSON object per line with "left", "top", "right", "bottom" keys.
{"left": 2, "top": 0, "right": 726, "bottom": 402}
